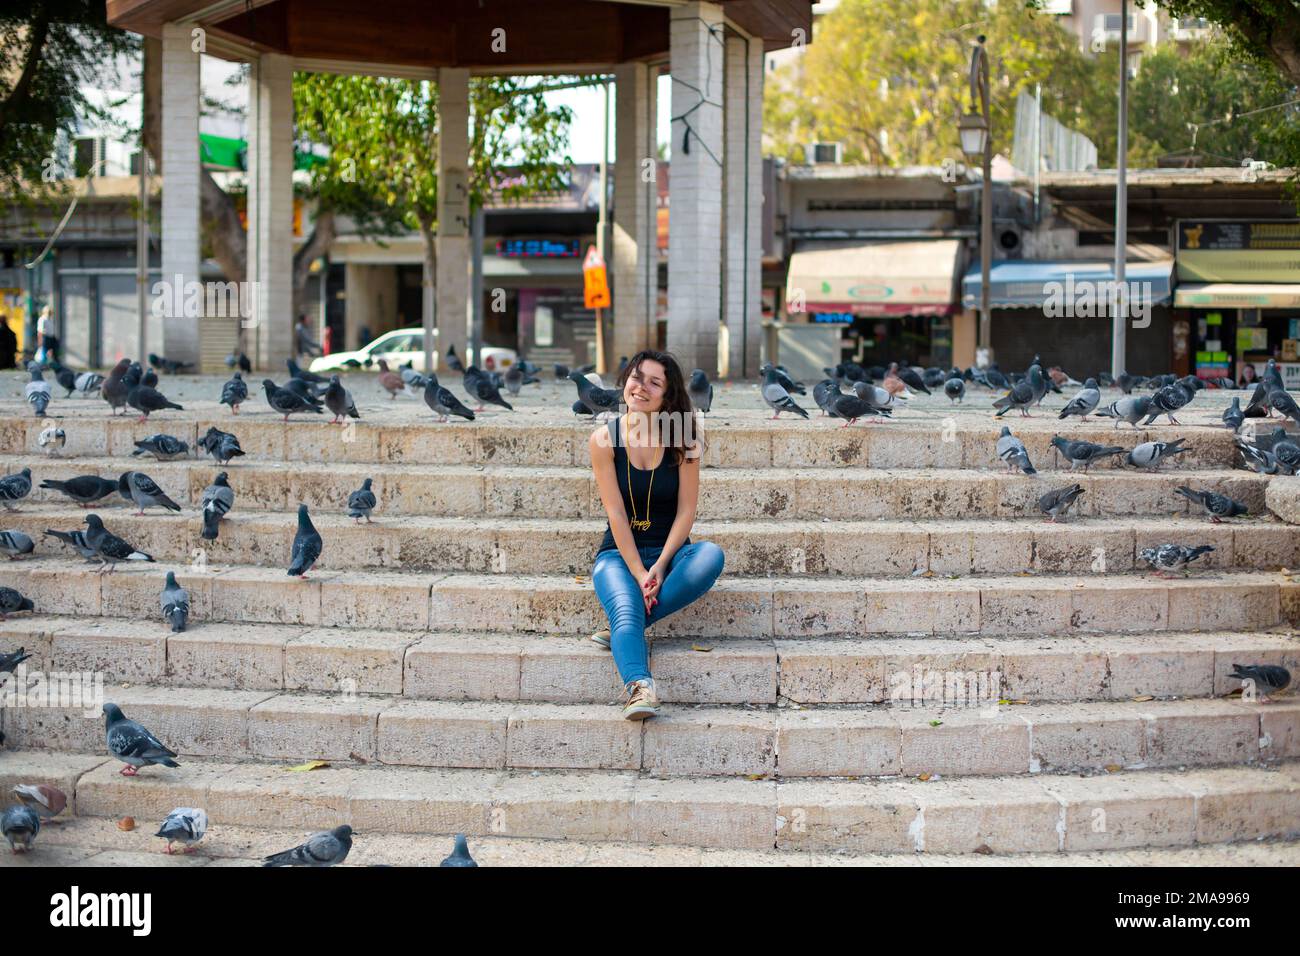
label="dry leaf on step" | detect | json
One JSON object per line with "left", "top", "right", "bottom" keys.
{"left": 287, "top": 760, "right": 330, "bottom": 772}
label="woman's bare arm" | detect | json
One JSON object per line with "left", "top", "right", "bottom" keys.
{"left": 590, "top": 426, "right": 647, "bottom": 579}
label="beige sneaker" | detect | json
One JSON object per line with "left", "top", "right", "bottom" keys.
{"left": 590, "top": 629, "right": 611, "bottom": 649}
{"left": 622, "top": 678, "right": 659, "bottom": 721}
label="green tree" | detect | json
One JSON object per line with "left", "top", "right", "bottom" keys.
{"left": 1160, "top": 0, "right": 1300, "bottom": 87}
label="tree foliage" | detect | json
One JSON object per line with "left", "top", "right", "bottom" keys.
{"left": 1159, "top": 0, "right": 1300, "bottom": 87}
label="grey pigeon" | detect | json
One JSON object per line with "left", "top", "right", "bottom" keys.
{"left": 830, "top": 393, "right": 883, "bottom": 426}
{"left": 1222, "top": 396, "right": 1244, "bottom": 431}
{"left": 1, "top": 805, "right": 40, "bottom": 853}
{"left": 263, "top": 825, "right": 353, "bottom": 867}
{"left": 1272, "top": 440, "right": 1300, "bottom": 474}
{"left": 1267, "top": 386, "right": 1300, "bottom": 427}
{"left": 220, "top": 372, "right": 248, "bottom": 413}
{"left": 263, "top": 379, "right": 323, "bottom": 420}
{"left": 199, "top": 426, "right": 245, "bottom": 465}
{"left": 423, "top": 373, "right": 475, "bottom": 422}
{"left": 149, "top": 352, "right": 193, "bottom": 375}
{"left": 103, "top": 702, "right": 179, "bottom": 775}
{"left": 943, "top": 377, "right": 965, "bottom": 404}
{"left": 568, "top": 369, "right": 621, "bottom": 417}
{"left": 83, "top": 514, "right": 154, "bottom": 571}
{"left": 996, "top": 427, "right": 1036, "bottom": 475}
{"left": 689, "top": 368, "right": 713, "bottom": 414}
{"left": 325, "top": 375, "right": 360, "bottom": 423}
{"left": 161, "top": 571, "right": 190, "bottom": 632}
{"left": 286, "top": 358, "right": 327, "bottom": 385}
{"left": 851, "top": 381, "right": 896, "bottom": 414}
{"left": 1049, "top": 436, "right": 1125, "bottom": 471}
{"left": 0, "top": 587, "right": 33, "bottom": 618}
{"left": 1142, "top": 380, "right": 1194, "bottom": 425}
{"left": 284, "top": 376, "right": 326, "bottom": 402}
{"left": 38, "top": 425, "right": 65, "bottom": 455}
{"left": 120, "top": 471, "right": 182, "bottom": 515}
{"left": 1096, "top": 395, "right": 1153, "bottom": 429}
{"left": 761, "top": 365, "right": 809, "bottom": 419}
{"left": 1235, "top": 436, "right": 1283, "bottom": 475}
{"left": 102, "top": 358, "right": 132, "bottom": 415}
{"left": 1139, "top": 543, "right": 1214, "bottom": 577}
{"left": 200, "top": 472, "right": 234, "bottom": 541}
{"left": 156, "top": 807, "right": 208, "bottom": 854}
{"left": 127, "top": 382, "right": 183, "bottom": 422}
{"left": 39, "top": 475, "right": 117, "bottom": 507}
{"left": 1037, "top": 484, "right": 1085, "bottom": 522}
{"left": 288, "top": 503, "right": 322, "bottom": 578}
{"left": 1230, "top": 664, "right": 1291, "bottom": 703}
{"left": 1057, "top": 378, "right": 1100, "bottom": 420}
{"left": 0, "top": 646, "right": 32, "bottom": 672}
{"left": 0, "top": 531, "right": 35, "bottom": 559}
{"left": 504, "top": 365, "right": 524, "bottom": 397}
{"left": 43, "top": 528, "right": 97, "bottom": 560}
{"left": 1125, "top": 438, "right": 1189, "bottom": 470}
{"left": 813, "top": 379, "right": 842, "bottom": 417}
{"left": 463, "top": 365, "right": 512, "bottom": 411}
{"left": 439, "top": 834, "right": 478, "bottom": 867}
{"left": 890, "top": 362, "right": 928, "bottom": 395}
{"left": 132, "top": 434, "right": 190, "bottom": 461}
{"left": 993, "top": 377, "right": 1036, "bottom": 418}
{"left": 24, "top": 366, "right": 51, "bottom": 417}
{"left": 1174, "top": 486, "right": 1247, "bottom": 523}
{"left": 770, "top": 364, "right": 806, "bottom": 395}
{"left": 66, "top": 369, "right": 104, "bottom": 398}
{"left": 0, "top": 468, "right": 32, "bottom": 510}
{"left": 347, "top": 477, "right": 377, "bottom": 523}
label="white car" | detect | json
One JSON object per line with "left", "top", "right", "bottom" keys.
{"left": 308, "top": 328, "right": 518, "bottom": 375}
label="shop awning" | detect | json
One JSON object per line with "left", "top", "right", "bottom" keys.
{"left": 961, "top": 259, "right": 1174, "bottom": 309}
{"left": 785, "top": 239, "right": 962, "bottom": 317}
{"left": 1174, "top": 283, "right": 1300, "bottom": 309}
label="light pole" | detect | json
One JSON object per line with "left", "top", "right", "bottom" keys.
{"left": 959, "top": 35, "right": 993, "bottom": 367}
{"left": 1111, "top": 0, "right": 1129, "bottom": 378}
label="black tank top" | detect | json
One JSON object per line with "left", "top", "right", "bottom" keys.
{"left": 596, "top": 416, "right": 688, "bottom": 556}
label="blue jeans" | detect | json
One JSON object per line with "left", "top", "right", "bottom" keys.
{"left": 592, "top": 541, "right": 725, "bottom": 685}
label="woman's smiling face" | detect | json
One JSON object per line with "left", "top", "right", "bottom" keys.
{"left": 625, "top": 359, "right": 668, "bottom": 413}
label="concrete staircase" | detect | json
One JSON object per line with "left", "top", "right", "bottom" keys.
{"left": 1, "top": 381, "right": 1298, "bottom": 859}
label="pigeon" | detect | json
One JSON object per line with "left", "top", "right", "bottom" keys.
{"left": 0, "top": 468, "right": 32, "bottom": 510}
{"left": 503, "top": 365, "right": 524, "bottom": 397}
{"left": 446, "top": 344, "right": 466, "bottom": 373}
{"left": 1139, "top": 543, "right": 1214, "bottom": 577}
{"left": 225, "top": 352, "right": 252, "bottom": 374}
{"left": 1174, "top": 486, "right": 1247, "bottom": 523}
{"left": 156, "top": 808, "right": 207, "bottom": 854}
{"left": 148, "top": 352, "right": 193, "bottom": 374}
{"left": 943, "top": 377, "right": 965, "bottom": 404}
{"left": 200, "top": 472, "right": 234, "bottom": 541}
{"left": 1273, "top": 439, "right": 1300, "bottom": 474}
{"left": 1142, "top": 380, "right": 1194, "bottom": 425}
{"left": 1125, "top": 438, "right": 1189, "bottom": 470}
{"left": 54, "top": 366, "right": 103, "bottom": 398}
{"left": 1049, "top": 436, "right": 1125, "bottom": 471}
{"left": 1249, "top": 426, "right": 1295, "bottom": 454}
{"left": 199, "top": 426, "right": 245, "bottom": 465}
{"left": 1096, "top": 395, "right": 1153, "bottom": 429}
{"left": 288, "top": 503, "right": 322, "bottom": 578}
{"left": 769, "top": 364, "right": 806, "bottom": 396}
{"left": 1114, "top": 371, "right": 1133, "bottom": 394}
{"left": 132, "top": 434, "right": 190, "bottom": 461}
{"left": 127, "top": 382, "right": 183, "bottom": 422}
{"left": 1230, "top": 664, "right": 1291, "bottom": 703}
{"left": 1026, "top": 363, "right": 1050, "bottom": 405}
{"left": 689, "top": 369, "right": 713, "bottom": 414}
{"left": 0, "top": 805, "right": 40, "bottom": 853}
{"left": 347, "top": 477, "right": 377, "bottom": 523}
{"left": 569, "top": 369, "right": 621, "bottom": 417}
{"left": 813, "top": 379, "right": 842, "bottom": 417}
{"left": 851, "top": 381, "right": 897, "bottom": 415}
{"left": 103, "top": 702, "right": 179, "bottom": 775}
{"left": 439, "top": 834, "right": 478, "bottom": 867}
{"left": 1057, "top": 378, "right": 1100, "bottom": 420}
{"left": 284, "top": 376, "right": 326, "bottom": 402}
{"left": 221, "top": 372, "right": 248, "bottom": 414}
{"left": 377, "top": 360, "right": 405, "bottom": 399}
{"left": 142, "top": 367, "right": 159, "bottom": 389}
{"left": 993, "top": 377, "right": 1036, "bottom": 418}
{"left": 324, "top": 375, "right": 360, "bottom": 423}
{"left": 38, "top": 425, "right": 66, "bottom": 455}
{"left": 922, "top": 367, "right": 948, "bottom": 389}
{"left": 890, "top": 362, "right": 929, "bottom": 395}
{"left": 463, "top": 365, "right": 512, "bottom": 411}
{"left": 0, "top": 587, "right": 33, "bottom": 618}
{"left": 422, "top": 374, "right": 475, "bottom": 422}
{"left": 24, "top": 365, "right": 51, "bottom": 417}
{"left": 761, "top": 365, "right": 809, "bottom": 419}
{"left": 102, "top": 358, "right": 132, "bottom": 415}
{"left": 0, "top": 531, "right": 35, "bottom": 559}
{"left": 881, "top": 366, "right": 912, "bottom": 399}
{"left": 0, "top": 647, "right": 32, "bottom": 672}
{"left": 161, "top": 572, "right": 190, "bottom": 632}
{"left": 1266, "top": 386, "right": 1300, "bottom": 427}
{"left": 263, "top": 825, "right": 353, "bottom": 867}
{"left": 263, "top": 379, "right": 324, "bottom": 421}
{"left": 1037, "top": 484, "right": 1085, "bottom": 522}
{"left": 829, "top": 393, "right": 882, "bottom": 426}
{"left": 120, "top": 471, "right": 181, "bottom": 515}
{"left": 1222, "top": 396, "right": 1244, "bottom": 432}
{"left": 1236, "top": 438, "right": 1282, "bottom": 475}
{"left": 287, "top": 358, "right": 327, "bottom": 385}
{"left": 552, "top": 363, "right": 570, "bottom": 381}
{"left": 84, "top": 514, "right": 154, "bottom": 571}
{"left": 39, "top": 475, "right": 117, "bottom": 507}
{"left": 43, "top": 528, "right": 97, "bottom": 560}
{"left": 12, "top": 784, "right": 67, "bottom": 824}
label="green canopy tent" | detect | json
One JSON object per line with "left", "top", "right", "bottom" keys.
{"left": 199, "top": 133, "right": 328, "bottom": 172}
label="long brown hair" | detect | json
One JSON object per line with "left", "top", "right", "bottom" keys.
{"left": 616, "top": 349, "right": 707, "bottom": 466}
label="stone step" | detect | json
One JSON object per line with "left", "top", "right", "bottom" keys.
{"left": 0, "top": 560, "right": 1292, "bottom": 634}
{"left": 9, "top": 507, "right": 1299, "bottom": 575}
{"left": 1, "top": 455, "right": 1270, "bottom": 520}
{"left": 4, "top": 750, "right": 1296, "bottom": 852}
{"left": 0, "top": 398, "right": 1245, "bottom": 470}
{"left": 5, "top": 679, "right": 1297, "bottom": 777}
{"left": 4, "top": 614, "right": 1296, "bottom": 705}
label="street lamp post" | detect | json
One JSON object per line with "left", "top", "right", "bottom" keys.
{"left": 959, "top": 35, "right": 993, "bottom": 367}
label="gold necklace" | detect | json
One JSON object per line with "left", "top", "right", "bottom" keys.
{"left": 626, "top": 425, "right": 659, "bottom": 532}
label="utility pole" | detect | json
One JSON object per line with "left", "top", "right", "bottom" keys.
{"left": 1111, "top": 0, "right": 1129, "bottom": 378}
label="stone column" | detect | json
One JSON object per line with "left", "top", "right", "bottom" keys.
{"left": 722, "top": 32, "right": 764, "bottom": 381}
{"left": 436, "top": 68, "right": 471, "bottom": 371}
{"left": 246, "top": 51, "right": 295, "bottom": 370}
{"left": 612, "top": 62, "right": 658, "bottom": 364}
{"left": 159, "top": 23, "right": 202, "bottom": 365}
{"left": 666, "top": 1, "right": 725, "bottom": 375}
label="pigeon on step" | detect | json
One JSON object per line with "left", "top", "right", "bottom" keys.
{"left": 1222, "top": 396, "right": 1244, "bottom": 431}
{"left": 102, "top": 359, "right": 132, "bottom": 415}
{"left": 1037, "top": 484, "right": 1085, "bottom": 522}
{"left": 1230, "top": 663, "right": 1291, "bottom": 703}
{"left": 1125, "top": 438, "right": 1189, "bottom": 470}
{"left": 39, "top": 475, "right": 117, "bottom": 507}
{"left": 347, "top": 478, "right": 377, "bottom": 523}
{"left": 199, "top": 426, "right": 244, "bottom": 465}
{"left": 84, "top": 514, "right": 154, "bottom": 571}
{"left": 120, "top": 471, "right": 182, "bottom": 515}
{"left": 286, "top": 358, "right": 327, "bottom": 385}
{"left": 943, "top": 377, "right": 965, "bottom": 404}
{"left": 761, "top": 365, "right": 809, "bottom": 419}
{"left": 325, "top": 375, "right": 360, "bottom": 423}
{"left": 569, "top": 369, "right": 621, "bottom": 417}
{"left": 263, "top": 379, "right": 323, "bottom": 421}
{"left": 24, "top": 365, "right": 51, "bottom": 417}
{"left": 1139, "top": 543, "right": 1214, "bottom": 577}
{"left": 1057, "top": 378, "right": 1100, "bottom": 420}
{"left": 423, "top": 373, "right": 475, "bottom": 422}
{"left": 463, "top": 365, "right": 512, "bottom": 412}
{"left": 0, "top": 587, "right": 33, "bottom": 619}
{"left": 1096, "top": 395, "right": 1153, "bottom": 429}
{"left": 0, "top": 646, "right": 32, "bottom": 672}
{"left": 263, "top": 825, "right": 353, "bottom": 867}
{"left": 221, "top": 372, "right": 248, "bottom": 413}
{"left": 689, "top": 369, "right": 713, "bottom": 414}
{"left": 1, "top": 805, "right": 40, "bottom": 852}
{"left": 43, "top": 528, "right": 97, "bottom": 560}
{"left": 439, "top": 834, "right": 478, "bottom": 867}
{"left": 0, "top": 468, "right": 32, "bottom": 510}
{"left": 160, "top": 572, "right": 190, "bottom": 632}
{"left": 156, "top": 808, "right": 208, "bottom": 854}
{"left": 104, "top": 702, "right": 180, "bottom": 775}
{"left": 1174, "top": 486, "right": 1247, "bottom": 522}
{"left": 200, "top": 472, "right": 234, "bottom": 541}
{"left": 148, "top": 353, "right": 193, "bottom": 375}
{"left": 132, "top": 434, "right": 190, "bottom": 461}
{"left": 38, "top": 425, "right": 66, "bottom": 456}
{"left": 287, "top": 504, "right": 322, "bottom": 578}
{"left": 127, "top": 382, "right": 183, "bottom": 422}
{"left": 0, "top": 531, "right": 35, "bottom": 559}
{"left": 1049, "top": 436, "right": 1125, "bottom": 471}
{"left": 996, "top": 427, "right": 1036, "bottom": 475}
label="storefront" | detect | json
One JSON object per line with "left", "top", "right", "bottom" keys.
{"left": 1173, "top": 220, "right": 1300, "bottom": 387}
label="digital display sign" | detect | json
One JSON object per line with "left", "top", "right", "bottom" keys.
{"left": 497, "top": 239, "right": 581, "bottom": 258}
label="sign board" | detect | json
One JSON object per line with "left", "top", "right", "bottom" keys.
{"left": 1282, "top": 363, "right": 1300, "bottom": 391}
{"left": 582, "top": 245, "right": 610, "bottom": 310}
{"left": 1175, "top": 219, "right": 1300, "bottom": 282}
